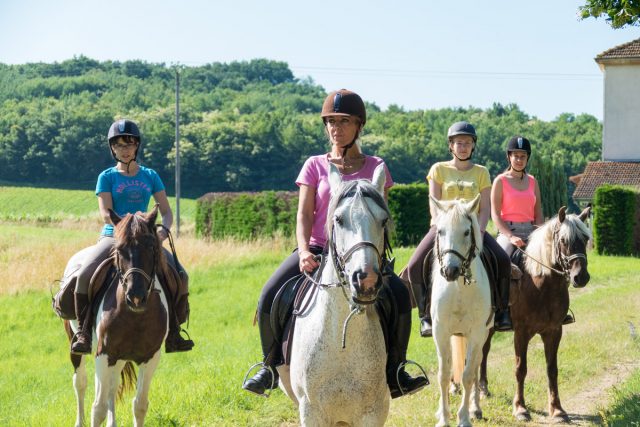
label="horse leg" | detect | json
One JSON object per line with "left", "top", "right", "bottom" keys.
{"left": 298, "top": 398, "right": 330, "bottom": 427}
{"left": 92, "top": 354, "right": 114, "bottom": 427}
{"left": 478, "top": 328, "right": 494, "bottom": 398}
{"left": 133, "top": 351, "right": 161, "bottom": 427}
{"left": 541, "top": 329, "right": 568, "bottom": 423}
{"left": 458, "top": 337, "right": 484, "bottom": 427}
{"left": 72, "top": 354, "right": 87, "bottom": 427}
{"left": 106, "top": 360, "right": 126, "bottom": 427}
{"left": 512, "top": 330, "right": 532, "bottom": 421}
{"left": 434, "top": 331, "right": 452, "bottom": 427}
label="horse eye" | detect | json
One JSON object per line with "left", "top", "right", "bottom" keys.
{"left": 464, "top": 230, "right": 470, "bottom": 236}
{"left": 334, "top": 215, "right": 343, "bottom": 226}
{"left": 382, "top": 218, "right": 388, "bottom": 227}
{"left": 438, "top": 229, "right": 444, "bottom": 236}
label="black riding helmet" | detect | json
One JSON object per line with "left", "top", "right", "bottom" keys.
{"left": 447, "top": 121, "right": 477, "bottom": 161}
{"left": 107, "top": 119, "right": 141, "bottom": 164}
{"left": 321, "top": 89, "right": 366, "bottom": 159}
{"left": 506, "top": 135, "right": 531, "bottom": 157}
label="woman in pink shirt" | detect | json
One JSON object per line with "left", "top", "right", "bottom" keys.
{"left": 243, "top": 90, "right": 427, "bottom": 398}
{"left": 491, "top": 136, "right": 543, "bottom": 257}
{"left": 491, "top": 136, "right": 575, "bottom": 324}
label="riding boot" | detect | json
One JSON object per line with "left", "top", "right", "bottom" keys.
{"left": 165, "top": 309, "right": 195, "bottom": 353}
{"left": 494, "top": 277, "right": 513, "bottom": 332}
{"left": 401, "top": 266, "right": 432, "bottom": 338}
{"left": 387, "top": 313, "right": 429, "bottom": 398}
{"left": 563, "top": 312, "right": 575, "bottom": 325}
{"left": 243, "top": 312, "right": 280, "bottom": 396}
{"left": 70, "top": 293, "right": 92, "bottom": 355}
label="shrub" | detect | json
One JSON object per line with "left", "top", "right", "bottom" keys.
{"left": 593, "top": 185, "right": 638, "bottom": 256}
{"left": 387, "top": 183, "right": 429, "bottom": 247}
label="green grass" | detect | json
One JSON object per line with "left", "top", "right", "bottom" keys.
{"left": 1, "top": 224, "right": 639, "bottom": 426}
{"left": 0, "top": 186, "right": 198, "bottom": 224}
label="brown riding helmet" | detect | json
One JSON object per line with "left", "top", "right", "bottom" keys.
{"left": 320, "top": 89, "right": 366, "bottom": 125}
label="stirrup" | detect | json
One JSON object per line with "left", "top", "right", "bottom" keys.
{"left": 394, "top": 360, "right": 430, "bottom": 397}
{"left": 242, "top": 362, "right": 276, "bottom": 398}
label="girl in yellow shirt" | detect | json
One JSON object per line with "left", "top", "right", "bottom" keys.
{"left": 402, "top": 121, "right": 512, "bottom": 337}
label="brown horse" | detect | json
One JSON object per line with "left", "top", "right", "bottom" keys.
{"left": 478, "top": 206, "right": 591, "bottom": 423}
{"left": 64, "top": 206, "right": 169, "bottom": 427}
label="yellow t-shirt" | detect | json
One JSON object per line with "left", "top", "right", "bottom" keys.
{"left": 427, "top": 162, "right": 491, "bottom": 203}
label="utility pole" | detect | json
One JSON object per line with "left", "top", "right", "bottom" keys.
{"left": 174, "top": 65, "right": 181, "bottom": 237}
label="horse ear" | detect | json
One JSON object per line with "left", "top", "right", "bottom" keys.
{"left": 146, "top": 204, "right": 159, "bottom": 226}
{"left": 429, "top": 195, "right": 445, "bottom": 216}
{"left": 109, "top": 209, "right": 122, "bottom": 226}
{"left": 371, "top": 164, "right": 386, "bottom": 196}
{"left": 464, "top": 194, "right": 481, "bottom": 214}
{"left": 578, "top": 206, "right": 591, "bottom": 222}
{"left": 328, "top": 162, "right": 342, "bottom": 195}
{"left": 558, "top": 206, "right": 567, "bottom": 223}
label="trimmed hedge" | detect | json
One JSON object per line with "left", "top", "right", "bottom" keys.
{"left": 388, "top": 183, "right": 430, "bottom": 247}
{"left": 196, "top": 184, "right": 430, "bottom": 246}
{"left": 593, "top": 185, "right": 639, "bottom": 256}
{"left": 195, "top": 191, "right": 297, "bottom": 239}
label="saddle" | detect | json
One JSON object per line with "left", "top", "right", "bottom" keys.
{"left": 274, "top": 265, "right": 395, "bottom": 366}
{"left": 52, "top": 255, "right": 116, "bottom": 320}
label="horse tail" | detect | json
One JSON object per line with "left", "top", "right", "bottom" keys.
{"left": 118, "top": 362, "right": 137, "bottom": 401}
{"left": 451, "top": 335, "right": 467, "bottom": 385}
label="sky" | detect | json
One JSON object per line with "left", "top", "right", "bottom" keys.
{"left": 1, "top": 0, "right": 639, "bottom": 121}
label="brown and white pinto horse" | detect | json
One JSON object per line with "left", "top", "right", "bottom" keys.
{"left": 64, "top": 206, "right": 169, "bottom": 427}
{"left": 478, "top": 206, "right": 591, "bottom": 423}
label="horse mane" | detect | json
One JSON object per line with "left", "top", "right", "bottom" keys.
{"left": 525, "top": 213, "right": 592, "bottom": 277}
{"left": 325, "top": 179, "right": 393, "bottom": 239}
{"left": 113, "top": 212, "right": 166, "bottom": 272}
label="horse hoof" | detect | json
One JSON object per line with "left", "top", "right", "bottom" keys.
{"left": 550, "top": 412, "right": 570, "bottom": 424}
{"left": 472, "top": 410, "right": 483, "bottom": 420}
{"left": 514, "top": 408, "right": 531, "bottom": 422}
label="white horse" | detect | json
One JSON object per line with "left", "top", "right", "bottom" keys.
{"left": 64, "top": 208, "right": 169, "bottom": 427}
{"left": 430, "top": 195, "right": 492, "bottom": 427}
{"left": 278, "top": 163, "right": 390, "bottom": 427}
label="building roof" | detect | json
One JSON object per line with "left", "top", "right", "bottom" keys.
{"left": 595, "top": 38, "right": 640, "bottom": 65}
{"left": 573, "top": 161, "right": 640, "bottom": 200}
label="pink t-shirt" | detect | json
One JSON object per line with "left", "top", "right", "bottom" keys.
{"left": 500, "top": 175, "right": 537, "bottom": 222}
{"left": 296, "top": 154, "right": 394, "bottom": 248}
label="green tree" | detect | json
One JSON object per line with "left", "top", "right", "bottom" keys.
{"left": 579, "top": 0, "right": 640, "bottom": 28}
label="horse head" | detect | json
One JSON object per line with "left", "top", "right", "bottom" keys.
{"left": 325, "top": 163, "right": 390, "bottom": 305}
{"left": 554, "top": 205, "right": 592, "bottom": 288}
{"left": 431, "top": 195, "right": 483, "bottom": 282}
{"left": 110, "top": 205, "right": 161, "bottom": 312}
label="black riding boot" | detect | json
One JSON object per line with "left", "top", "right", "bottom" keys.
{"left": 403, "top": 268, "right": 432, "bottom": 338}
{"left": 243, "top": 312, "right": 280, "bottom": 396}
{"left": 165, "top": 309, "right": 194, "bottom": 353}
{"left": 494, "top": 277, "right": 513, "bottom": 332}
{"left": 71, "top": 293, "right": 92, "bottom": 355}
{"left": 387, "top": 313, "right": 429, "bottom": 398}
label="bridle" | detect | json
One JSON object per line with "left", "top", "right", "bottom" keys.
{"left": 435, "top": 214, "right": 477, "bottom": 285}
{"left": 113, "top": 238, "right": 158, "bottom": 300}
{"left": 516, "top": 224, "right": 588, "bottom": 282}
{"left": 327, "top": 190, "right": 392, "bottom": 306}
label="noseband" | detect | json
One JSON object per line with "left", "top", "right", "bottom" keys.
{"left": 435, "top": 215, "right": 477, "bottom": 285}
{"left": 114, "top": 245, "right": 157, "bottom": 299}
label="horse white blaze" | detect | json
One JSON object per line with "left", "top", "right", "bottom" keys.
{"left": 430, "top": 195, "right": 491, "bottom": 427}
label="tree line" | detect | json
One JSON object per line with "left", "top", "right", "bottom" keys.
{"left": 0, "top": 57, "right": 601, "bottom": 208}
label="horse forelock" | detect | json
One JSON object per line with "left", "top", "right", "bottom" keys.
{"left": 525, "top": 213, "right": 591, "bottom": 277}
{"left": 113, "top": 212, "right": 164, "bottom": 270}
{"left": 325, "top": 179, "right": 391, "bottom": 240}
{"left": 435, "top": 201, "right": 482, "bottom": 254}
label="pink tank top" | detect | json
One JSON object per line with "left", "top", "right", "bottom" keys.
{"left": 500, "top": 175, "right": 536, "bottom": 222}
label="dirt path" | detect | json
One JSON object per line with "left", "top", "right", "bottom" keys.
{"left": 529, "top": 360, "right": 640, "bottom": 426}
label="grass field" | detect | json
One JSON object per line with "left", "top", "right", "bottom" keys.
{"left": 1, "top": 186, "right": 639, "bottom": 426}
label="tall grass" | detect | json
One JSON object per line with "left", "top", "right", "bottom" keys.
{"left": 1, "top": 221, "right": 640, "bottom": 425}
